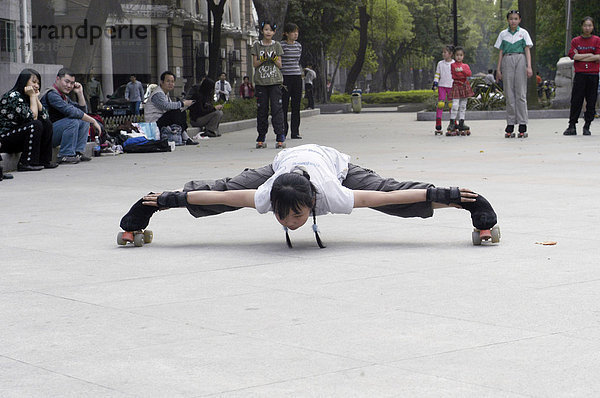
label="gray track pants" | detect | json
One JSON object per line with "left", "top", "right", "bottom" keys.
{"left": 183, "top": 164, "right": 434, "bottom": 219}
{"left": 502, "top": 53, "right": 528, "bottom": 125}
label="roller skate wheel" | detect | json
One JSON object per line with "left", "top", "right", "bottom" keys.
{"left": 143, "top": 229, "right": 153, "bottom": 243}
{"left": 133, "top": 233, "right": 145, "bottom": 247}
{"left": 121, "top": 231, "right": 134, "bottom": 243}
{"left": 117, "top": 232, "right": 127, "bottom": 245}
{"left": 480, "top": 229, "right": 492, "bottom": 241}
{"left": 255, "top": 142, "right": 267, "bottom": 149}
{"left": 472, "top": 230, "right": 482, "bottom": 245}
{"left": 276, "top": 142, "right": 286, "bottom": 149}
{"left": 466, "top": 130, "right": 471, "bottom": 136}
{"left": 491, "top": 225, "right": 501, "bottom": 243}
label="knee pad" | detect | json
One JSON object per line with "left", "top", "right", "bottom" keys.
{"left": 447, "top": 101, "right": 453, "bottom": 109}
{"left": 437, "top": 101, "right": 445, "bottom": 109}
{"left": 461, "top": 194, "right": 497, "bottom": 230}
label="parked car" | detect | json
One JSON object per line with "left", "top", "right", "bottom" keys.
{"left": 98, "top": 83, "right": 147, "bottom": 117}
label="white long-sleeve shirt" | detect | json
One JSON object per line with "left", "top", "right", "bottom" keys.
{"left": 433, "top": 59, "right": 455, "bottom": 88}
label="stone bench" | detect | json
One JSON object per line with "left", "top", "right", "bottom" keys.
{"left": 1, "top": 142, "right": 95, "bottom": 172}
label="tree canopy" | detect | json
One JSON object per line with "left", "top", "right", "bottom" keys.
{"left": 287, "top": 0, "right": 600, "bottom": 94}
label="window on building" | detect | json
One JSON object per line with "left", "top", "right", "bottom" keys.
{"left": 0, "top": 19, "right": 17, "bottom": 62}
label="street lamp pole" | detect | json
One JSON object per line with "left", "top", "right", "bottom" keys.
{"left": 453, "top": 0, "right": 458, "bottom": 46}
{"left": 564, "top": 0, "right": 572, "bottom": 55}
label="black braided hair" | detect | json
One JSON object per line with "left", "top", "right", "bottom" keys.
{"left": 270, "top": 167, "right": 325, "bottom": 249}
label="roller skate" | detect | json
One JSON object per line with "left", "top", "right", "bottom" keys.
{"left": 117, "top": 230, "right": 154, "bottom": 247}
{"left": 458, "top": 119, "right": 471, "bottom": 136}
{"left": 117, "top": 195, "right": 160, "bottom": 247}
{"left": 255, "top": 141, "right": 267, "bottom": 149}
{"left": 517, "top": 124, "right": 528, "bottom": 138}
{"left": 472, "top": 225, "right": 501, "bottom": 245}
{"left": 460, "top": 194, "right": 500, "bottom": 246}
{"left": 446, "top": 119, "right": 457, "bottom": 136}
{"left": 504, "top": 125, "right": 515, "bottom": 138}
{"left": 435, "top": 117, "right": 443, "bottom": 135}
{"left": 275, "top": 134, "right": 286, "bottom": 149}
{"left": 583, "top": 122, "right": 591, "bottom": 136}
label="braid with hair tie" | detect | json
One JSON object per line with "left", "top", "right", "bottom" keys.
{"left": 288, "top": 166, "right": 326, "bottom": 249}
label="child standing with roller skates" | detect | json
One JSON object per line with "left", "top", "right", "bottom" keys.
{"left": 563, "top": 16, "right": 600, "bottom": 136}
{"left": 495, "top": 10, "right": 533, "bottom": 138}
{"left": 448, "top": 46, "right": 474, "bottom": 136}
{"left": 432, "top": 45, "right": 455, "bottom": 135}
{"left": 251, "top": 21, "right": 286, "bottom": 149}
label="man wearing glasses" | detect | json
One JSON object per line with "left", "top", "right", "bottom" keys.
{"left": 41, "top": 68, "right": 102, "bottom": 164}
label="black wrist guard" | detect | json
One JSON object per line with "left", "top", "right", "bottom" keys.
{"left": 157, "top": 191, "right": 188, "bottom": 208}
{"left": 426, "top": 186, "right": 461, "bottom": 205}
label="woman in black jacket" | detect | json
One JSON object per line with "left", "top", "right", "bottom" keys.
{"left": 187, "top": 78, "right": 224, "bottom": 138}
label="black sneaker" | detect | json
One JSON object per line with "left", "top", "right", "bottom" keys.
{"left": 583, "top": 124, "right": 592, "bottom": 135}
{"left": 33, "top": 162, "right": 59, "bottom": 169}
{"left": 58, "top": 155, "right": 80, "bottom": 164}
{"left": 0, "top": 165, "right": 14, "bottom": 180}
{"left": 185, "top": 138, "right": 199, "bottom": 145}
{"left": 42, "top": 162, "right": 59, "bottom": 169}
{"left": 563, "top": 125, "right": 576, "bottom": 136}
{"left": 17, "top": 162, "right": 43, "bottom": 171}
{"left": 76, "top": 152, "right": 92, "bottom": 162}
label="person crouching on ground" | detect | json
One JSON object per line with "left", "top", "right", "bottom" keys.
{"left": 41, "top": 68, "right": 102, "bottom": 164}
{"left": 187, "top": 78, "right": 224, "bottom": 138}
{"left": 143, "top": 71, "right": 197, "bottom": 146}
{"left": 0, "top": 68, "right": 57, "bottom": 172}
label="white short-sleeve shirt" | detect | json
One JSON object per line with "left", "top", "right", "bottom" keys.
{"left": 254, "top": 144, "right": 355, "bottom": 215}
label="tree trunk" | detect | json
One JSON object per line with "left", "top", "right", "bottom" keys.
{"left": 344, "top": 4, "right": 369, "bottom": 94}
{"left": 252, "top": 0, "right": 289, "bottom": 41}
{"left": 520, "top": 0, "right": 539, "bottom": 108}
{"left": 328, "top": 35, "right": 348, "bottom": 98}
{"left": 207, "top": 0, "right": 227, "bottom": 80}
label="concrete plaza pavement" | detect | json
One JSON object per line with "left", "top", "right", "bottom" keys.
{"left": 2, "top": 111, "right": 600, "bottom": 397}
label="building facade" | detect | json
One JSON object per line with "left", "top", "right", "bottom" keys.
{"left": 1, "top": 0, "right": 258, "bottom": 99}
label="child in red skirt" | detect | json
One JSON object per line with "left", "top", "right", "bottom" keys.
{"left": 449, "top": 46, "right": 474, "bottom": 136}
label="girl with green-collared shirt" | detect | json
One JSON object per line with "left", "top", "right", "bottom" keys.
{"left": 495, "top": 10, "right": 533, "bottom": 138}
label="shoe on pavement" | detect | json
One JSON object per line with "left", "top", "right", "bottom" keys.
{"left": 76, "top": 152, "right": 92, "bottom": 161}
{"left": 58, "top": 155, "right": 80, "bottom": 164}
{"left": 34, "top": 162, "right": 59, "bottom": 169}
{"left": 17, "top": 162, "right": 43, "bottom": 171}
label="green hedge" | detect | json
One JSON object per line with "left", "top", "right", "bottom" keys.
{"left": 221, "top": 98, "right": 257, "bottom": 123}
{"left": 330, "top": 90, "right": 435, "bottom": 104}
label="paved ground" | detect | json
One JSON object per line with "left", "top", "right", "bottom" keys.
{"left": 2, "top": 112, "right": 600, "bottom": 397}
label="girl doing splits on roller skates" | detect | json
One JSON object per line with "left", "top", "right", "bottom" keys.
{"left": 118, "top": 145, "right": 500, "bottom": 247}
